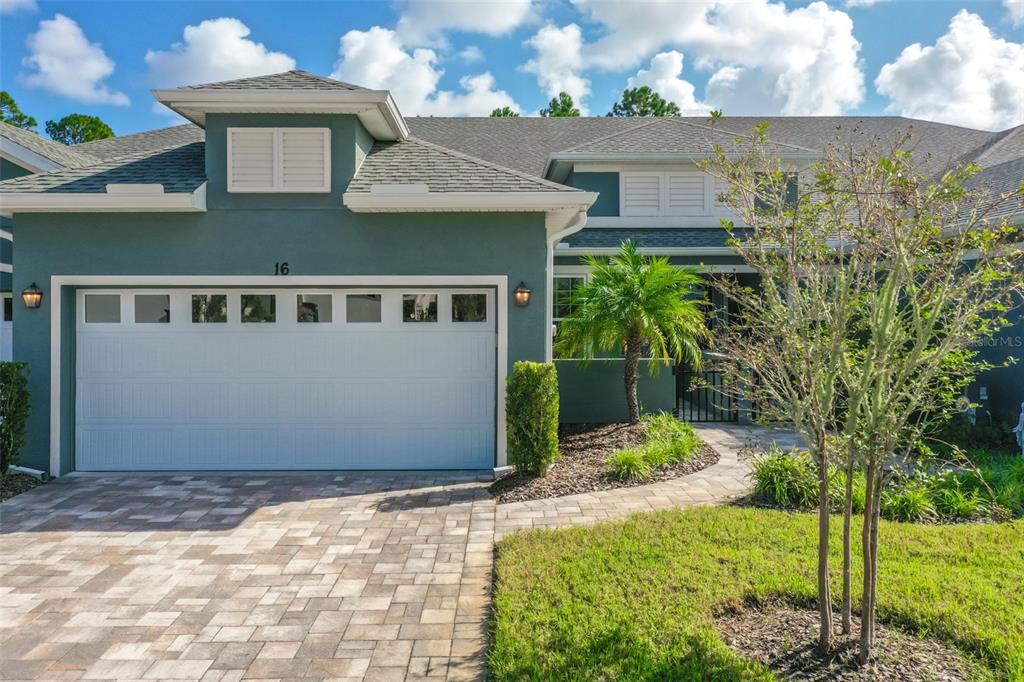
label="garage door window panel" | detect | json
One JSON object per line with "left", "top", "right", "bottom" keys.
{"left": 135, "top": 294, "right": 170, "bottom": 324}
{"left": 403, "top": 294, "right": 437, "bottom": 322}
{"left": 241, "top": 294, "right": 276, "bottom": 323}
{"left": 346, "top": 294, "right": 382, "bottom": 323}
{"left": 297, "top": 294, "right": 332, "bottom": 323}
{"left": 452, "top": 293, "right": 487, "bottom": 323}
{"left": 192, "top": 294, "right": 228, "bottom": 323}
{"left": 85, "top": 294, "right": 121, "bottom": 324}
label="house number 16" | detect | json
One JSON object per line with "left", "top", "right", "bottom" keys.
{"left": 274, "top": 262, "right": 290, "bottom": 275}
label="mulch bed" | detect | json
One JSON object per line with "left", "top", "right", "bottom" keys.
{"left": 716, "top": 603, "right": 976, "bottom": 681}
{"left": 0, "top": 472, "right": 46, "bottom": 503}
{"left": 490, "top": 422, "right": 719, "bottom": 504}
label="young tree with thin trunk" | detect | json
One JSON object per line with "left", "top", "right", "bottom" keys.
{"left": 556, "top": 241, "right": 708, "bottom": 423}
{"left": 704, "top": 124, "right": 1024, "bottom": 662}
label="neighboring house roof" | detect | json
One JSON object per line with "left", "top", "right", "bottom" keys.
{"left": 0, "top": 122, "right": 97, "bottom": 169}
{"left": 0, "top": 143, "right": 205, "bottom": 194}
{"left": 554, "top": 117, "right": 818, "bottom": 157}
{"left": 178, "top": 70, "right": 366, "bottom": 91}
{"left": 561, "top": 228, "right": 750, "bottom": 251}
{"left": 968, "top": 157, "right": 1024, "bottom": 225}
{"left": 347, "top": 137, "right": 579, "bottom": 194}
{"left": 75, "top": 125, "right": 204, "bottom": 161}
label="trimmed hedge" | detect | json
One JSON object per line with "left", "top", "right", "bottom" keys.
{"left": 0, "top": 362, "right": 31, "bottom": 474}
{"left": 506, "top": 361, "right": 559, "bottom": 475}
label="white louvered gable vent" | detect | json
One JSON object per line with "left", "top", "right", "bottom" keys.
{"left": 228, "top": 127, "right": 331, "bottom": 193}
{"left": 621, "top": 174, "right": 662, "bottom": 216}
{"left": 621, "top": 170, "right": 712, "bottom": 217}
{"left": 667, "top": 171, "right": 707, "bottom": 215}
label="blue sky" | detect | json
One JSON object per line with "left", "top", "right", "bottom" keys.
{"left": 1, "top": 0, "right": 1021, "bottom": 137}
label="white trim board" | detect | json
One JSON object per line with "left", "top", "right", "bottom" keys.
{"left": 48, "top": 275, "right": 509, "bottom": 477}
{"left": 0, "top": 138, "right": 65, "bottom": 174}
{"left": 0, "top": 229, "right": 12, "bottom": 241}
{"left": 0, "top": 264, "right": 12, "bottom": 274}
{"left": 0, "top": 183, "right": 207, "bottom": 218}
{"left": 343, "top": 190, "right": 597, "bottom": 215}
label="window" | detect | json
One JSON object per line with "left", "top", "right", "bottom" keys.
{"left": 192, "top": 294, "right": 227, "bottom": 323}
{"left": 553, "top": 276, "right": 584, "bottom": 342}
{"left": 403, "top": 294, "right": 437, "bottom": 322}
{"left": 346, "top": 294, "right": 381, "bottom": 323}
{"left": 85, "top": 294, "right": 120, "bottom": 323}
{"left": 621, "top": 170, "right": 710, "bottom": 217}
{"left": 241, "top": 294, "right": 276, "bottom": 323}
{"left": 3, "top": 297, "right": 11, "bottom": 322}
{"left": 135, "top": 294, "right": 170, "bottom": 323}
{"left": 452, "top": 294, "right": 487, "bottom": 322}
{"left": 227, "top": 127, "right": 331, "bottom": 193}
{"left": 754, "top": 172, "right": 799, "bottom": 212}
{"left": 297, "top": 294, "right": 332, "bottom": 323}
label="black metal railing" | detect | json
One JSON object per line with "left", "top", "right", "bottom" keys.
{"left": 676, "top": 364, "right": 738, "bottom": 422}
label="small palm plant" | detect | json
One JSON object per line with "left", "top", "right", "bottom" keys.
{"left": 556, "top": 241, "right": 709, "bottom": 423}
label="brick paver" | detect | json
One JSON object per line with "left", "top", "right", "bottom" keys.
{"left": 494, "top": 424, "right": 804, "bottom": 539}
{"left": 0, "top": 473, "right": 494, "bottom": 681}
{"left": 0, "top": 425, "right": 801, "bottom": 681}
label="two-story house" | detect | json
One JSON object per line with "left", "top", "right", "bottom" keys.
{"left": 1, "top": 70, "right": 1020, "bottom": 477}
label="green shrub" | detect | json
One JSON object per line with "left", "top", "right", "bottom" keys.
{"left": 931, "top": 474, "right": 989, "bottom": 521}
{"left": 882, "top": 480, "right": 938, "bottom": 523}
{"left": 829, "top": 468, "right": 867, "bottom": 514}
{"left": 644, "top": 413, "right": 700, "bottom": 464}
{"left": 930, "top": 417, "right": 1017, "bottom": 455}
{"left": 607, "top": 449, "right": 652, "bottom": 482}
{"left": 506, "top": 361, "right": 559, "bottom": 476}
{"left": 750, "top": 446, "right": 818, "bottom": 510}
{"left": 0, "top": 362, "right": 31, "bottom": 474}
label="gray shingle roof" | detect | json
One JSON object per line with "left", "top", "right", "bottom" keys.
{"left": 563, "top": 228, "right": 748, "bottom": 250}
{"left": 0, "top": 143, "right": 205, "bottom": 194}
{"left": 557, "top": 117, "right": 817, "bottom": 156}
{"left": 179, "top": 70, "right": 365, "bottom": 91}
{"left": 0, "top": 122, "right": 98, "bottom": 169}
{"left": 347, "top": 137, "right": 579, "bottom": 194}
{"left": 74, "top": 124, "right": 203, "bottom": 161}
{"left": 968, "top": 157, "right": 1024, "bottom": 224}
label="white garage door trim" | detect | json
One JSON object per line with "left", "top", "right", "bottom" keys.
{"left": 49, "top": 275, "right": 508, "bottom": 476}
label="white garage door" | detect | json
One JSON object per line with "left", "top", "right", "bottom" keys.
{"left": 75, "top": 288, "right": 497, "bottom": 471}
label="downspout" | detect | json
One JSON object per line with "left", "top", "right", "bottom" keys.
{"left": 545, "top": 209, "right": 589, "bottom": 361}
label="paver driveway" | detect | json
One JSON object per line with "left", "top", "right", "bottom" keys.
{"left": 0, "top": 473, "right": 495, "bottom": 682}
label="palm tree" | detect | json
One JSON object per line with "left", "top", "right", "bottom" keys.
{"left": 556, "top": 241, "right": 708, "bottom": 423}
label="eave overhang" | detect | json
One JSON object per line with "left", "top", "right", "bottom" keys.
{"left": 152, "top": 89, "right": 409, "bottom": 141}
{"left": 342, "top": 189, "right": 598, "bottom": 214}
{"left": 0, "top": 182, "right": 207, "bottom": 218}
{"left": 0, "top": 138, "right": 65, "bottom": 174}
{"left": 544, "top": 150, "right": 820, "bottom": 183}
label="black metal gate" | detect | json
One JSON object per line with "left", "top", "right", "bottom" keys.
{"left": 676, "top": 365, "right": 737, "bottom": 422}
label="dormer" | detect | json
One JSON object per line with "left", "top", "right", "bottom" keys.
{"left": 153, "top": 71, "right": 407, "bottom": 209}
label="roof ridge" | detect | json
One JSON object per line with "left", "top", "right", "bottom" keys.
{"left": 73, "top": 123, "right": 199, "bottom": 149}
{"left": 555, "top": 117, "right": 665, "bottom": 154}
{"left": 287, "top": 69, "right": 366, "bottom": 90}
{"left": 401, "top": 136, "right": 577, "bottom": 191}
{"left": 672, "top": 118, "right": 821, "bottom": 153}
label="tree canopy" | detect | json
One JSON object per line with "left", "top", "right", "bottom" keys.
{"left": 608, "top": 86, "right": 680, "bottom": 117}
{"left": 540, "top": 92, "right": 580, "bottom": 117}
{"left": 45, "top": 114, "right": 114, "bottom": 144}
{"left": 490, "top": 106, "right": 520, "bottom": 118}
{"left": 1, "top": 91, "right": 37, "bottom": 130}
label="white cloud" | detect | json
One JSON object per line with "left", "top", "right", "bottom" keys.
{"left": 876, "top": 10, "right": 1024, "bottom": 131}
{"left": 521, "top": 23, "right": 590, "bottom": 113}
{"left": 395, "top": 0, "right": 534, "bottom": 45}
{"left": 560, "top": 0, "right": 864, "bottom": 116}
{"left": 331, "top": 26, "right": 519, "bottom": 116}
{"left": 1005, "top": 0, "right": 1024, "bottom": 26}
{"left": 0, "top": 0, "right": 37, "bottom": 14}
{"left": 457, "top": 45, "right": 485, "bottom": 63}
{"left": 845, "top": 0, "right": 889, "bottom": 7}
{"left": 22, "top": 14, "right": 129, "bottom": 106}
{"left": 145, "top": 18, "right": 295, "bottom": 87}
{"left": 627, "top": 52, "right": 712, "bottom": 115}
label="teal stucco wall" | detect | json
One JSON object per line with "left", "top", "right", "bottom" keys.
{"left": 11, "top": 112, "right": 551, "bottom": 472}
{"left": 974, "top": 311, "right": 1024, "bottom": 425}
{"left": 556, "top": 359, "right": 676, "bottom": 423}
{"left": 566, "top": 171, "right": 619, "bottom": 217}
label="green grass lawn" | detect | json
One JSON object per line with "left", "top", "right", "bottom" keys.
{"left": 490, "top": 506, "right": 1024, "bottom": 681}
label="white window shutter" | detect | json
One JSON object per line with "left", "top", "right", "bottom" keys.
{"left": 621, "top": 174, "right": 662, "bottom": 216}
{"left": 666, "top": 172, "right": 707, "bottom": 215}
{"left": 280, "top": 129, "right": 331, "bottom": 192}
{"left": 228, "top": 129, "right": 275, "bottom": 192}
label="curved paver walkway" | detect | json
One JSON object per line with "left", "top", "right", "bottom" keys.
{"left": 494, "top": 424, "right": 804, "bottom": 540}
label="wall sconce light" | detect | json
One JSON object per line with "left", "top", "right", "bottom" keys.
{"left": 21, "top": 282, "right": 43, "bottom": 309}
{"left": 514, "top": 281, "right": 531, "bottom": 307}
